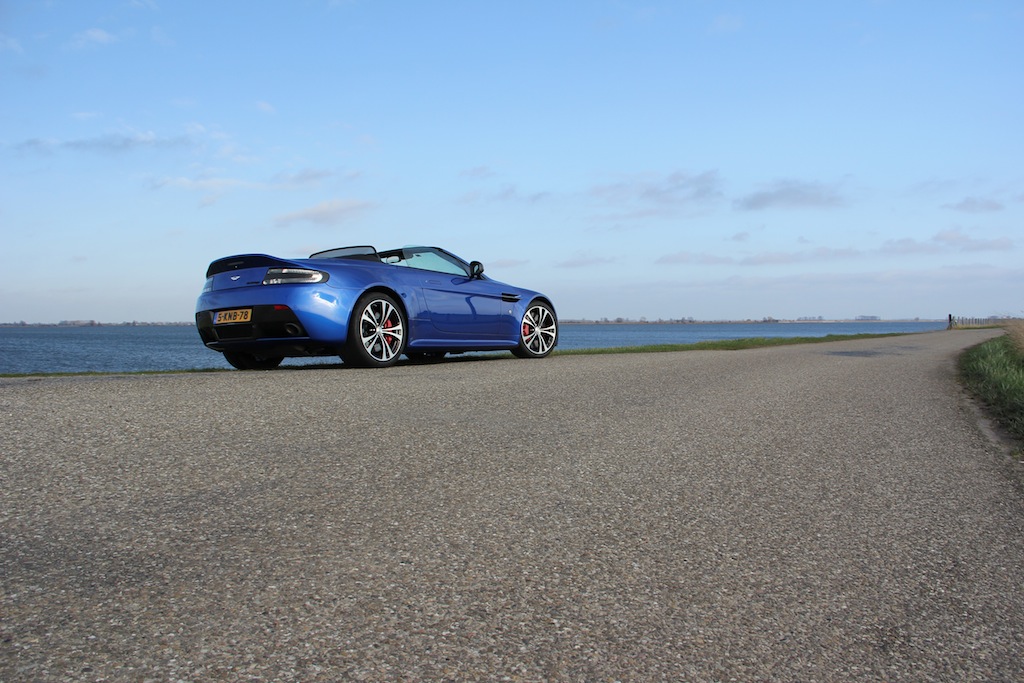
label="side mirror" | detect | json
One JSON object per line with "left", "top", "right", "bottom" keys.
{"left": 470, "top": 261, "right": 485, "bottom": 278}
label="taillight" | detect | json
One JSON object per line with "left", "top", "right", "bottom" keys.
{"left": 262, "top": 268, "right": 328, "bottom": 285}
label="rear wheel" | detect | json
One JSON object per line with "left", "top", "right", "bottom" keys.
{"left": 223, "top": 351, "right": 284, "bottom": 370}
{"left": 345, "top": 292, "right": 406, "bottom": 367}
{"left": 513, "top": 301, "right": 557, "bottom": 358}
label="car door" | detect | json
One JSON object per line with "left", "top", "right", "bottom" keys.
{"left": 421, "top": 274, "right": 504, "bottom": 338}
{"left": 387, "top": 247, "right": 504, "bottom": 338}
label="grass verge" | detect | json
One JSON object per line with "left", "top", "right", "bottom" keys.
{"left": 959, "top": 321, "right": 1024, "bottom": 449}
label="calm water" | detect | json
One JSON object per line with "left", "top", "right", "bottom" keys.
{"left": 0, "top": 321, "right": 948, "bottom": 375}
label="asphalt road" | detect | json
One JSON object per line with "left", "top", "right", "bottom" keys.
{"left": 2, "top": 328, "right": 1022, "bottom": 682}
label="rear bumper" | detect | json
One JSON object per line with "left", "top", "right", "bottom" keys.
{"left": 195, "top": 284, "right": 356, "bottom": 356}
{"left": 196, "top": 304, "right": 307, "bottom": 347}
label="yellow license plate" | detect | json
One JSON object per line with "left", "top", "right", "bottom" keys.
{"left": 214, "top": 308, "right": 252, "bottom": 324}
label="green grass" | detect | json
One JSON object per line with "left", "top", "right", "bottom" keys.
{"left": 959, "top": 324, "right": 1024, "bottom": 446}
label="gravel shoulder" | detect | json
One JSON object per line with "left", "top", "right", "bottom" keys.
{"left": 2, "top": 329, "right": 1022, "bottom": 682}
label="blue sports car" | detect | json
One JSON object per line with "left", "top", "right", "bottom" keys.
{"left": 195, "top": 245, "right": 558, "bottom": 369}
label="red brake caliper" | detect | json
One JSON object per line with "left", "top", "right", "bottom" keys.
{"left": 522, "top": 323, "right": 531, "bottom": 338}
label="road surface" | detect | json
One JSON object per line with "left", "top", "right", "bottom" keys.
{"left": 2, "top": 328, "right": 1022, "bottom": 681}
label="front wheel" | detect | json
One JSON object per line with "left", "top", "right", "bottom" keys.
{"left": 345, "top": 292, "right": 407, "bottom": 367}
{"left": 512, "top": 301, "right": 557, "bottom": 358}
{"left": 223, "top": 351, "right": 284, "bottom": 370}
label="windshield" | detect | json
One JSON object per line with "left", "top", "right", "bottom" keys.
{"left": 378, "top": 246, "right": 470, "bottom": 276}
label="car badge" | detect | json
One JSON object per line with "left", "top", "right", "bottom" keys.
{"left": 230, "top": 275, "right": 241, "bottom": 281}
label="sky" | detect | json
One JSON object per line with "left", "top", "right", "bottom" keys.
{"left": 2, "top": 0, "right": 1022, "bottom": 323}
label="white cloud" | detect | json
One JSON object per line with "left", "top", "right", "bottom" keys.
{"left": 932, "top": 228, "right": 1013, "bottom": 252}
{"left": 152, "top": 166, "right": 351, "bottom": 206}
{"left": 655, "top": 251, "right": 734, "bottom": 265}
{"left": 489, "top": 258, "right": 529, "bottom": 269}
{"left": 461, "top": 166, "right": 496, "bottom": 179}
{"left": 591, "top": 170, "right": 723, "bottom": 207}
{"left": 555, "top": 253, "right": 616, "bottom": 268}
{"left": 942, "top": 197, "right": 1004, "bottom": 213}
{"left": 710, "top": 14, "right": 744, "bottom": 34}
{"left": 459, "top": 184, "right": 550, "bottom": 204}
{"left": 878, "top": 237, "right": 941, "bottom": 256}
{"left": 71, "top": 28, "right": 117, "bottom": 48}
{"left": 16, "top": 131, "right": 189, "bottom": 154}
{"left": 151, "top": 27, "right": 174, "bottom": 47}
{"left": 734, "top": 180, "right": 844, "bottom": 211}
{"left": 152, "top": 175, "right": 258, "bottom": 206}
{"left": 1, "top": 34, "right": 23, "bottom": 53}
{"left": 214, "top": 142, "right": 260, "bottom": 164}
{"left": 740, "top": 247, "right": 860, "bottom": 266}
{"left": 654, "top": 227, "right": 1015, "bottom": 270}
{"left": 274, "top": 199, "right": 373, "bottom": 227}
{"left": 156, "top": 176, "right": 257, "bottom": 193}
{"left": 584, "top": 170, "right": 723, "bottom": 227}
{"left": 586, "top": 264, "right": 1024, "bottom": 320}
{"left": 272, "top": 168, "right": 335, "bottom": 187}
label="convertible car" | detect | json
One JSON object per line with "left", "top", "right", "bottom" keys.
{"left": 195, "top": 245, "right": 558, "bottom": 369}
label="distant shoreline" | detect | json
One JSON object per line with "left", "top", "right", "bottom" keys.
{"left": 559, "top": 318, "right": 944, "bottom": 325}
{"left": 1, "top": 318, "right": 947, "bottom": 328}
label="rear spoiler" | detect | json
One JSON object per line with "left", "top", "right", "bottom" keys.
{"left": 205, "top": 254, "right": 299, "bottom": 278}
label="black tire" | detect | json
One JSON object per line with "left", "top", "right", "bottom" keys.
{"left": 512, "top": 301, "right": 557, "bottom": 358}
{"left": 345, "top": 292, "right": 407, "bottom": 368}
{"left": 223, "top": 351, "right": 284, "bottom": 370}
